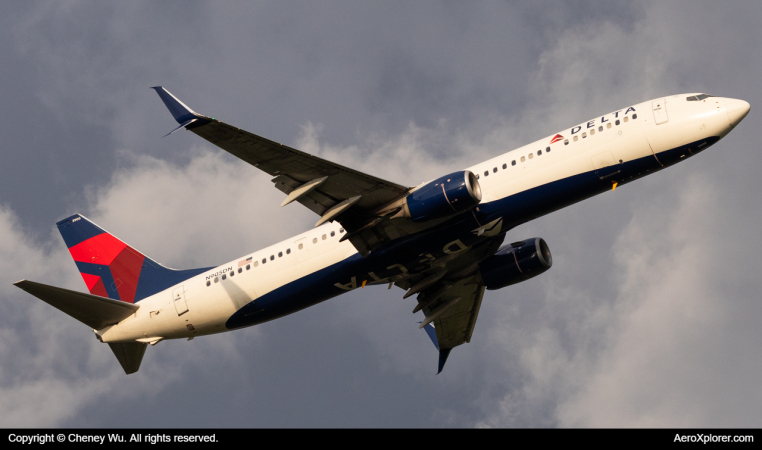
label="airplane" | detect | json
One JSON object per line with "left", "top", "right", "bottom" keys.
{"left": 15, "top": 88, "right": 750, "bottom": 374}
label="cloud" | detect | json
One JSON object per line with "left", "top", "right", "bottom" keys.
{"left": 556, "top": 174, "right": 762, "bottom": 426}
{"left": 2, "top": 0, "right": 761, "bottom": 428}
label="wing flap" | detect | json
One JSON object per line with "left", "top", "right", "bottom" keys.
{"left": 429, "top": 284, "right": 485, "bottom": 350}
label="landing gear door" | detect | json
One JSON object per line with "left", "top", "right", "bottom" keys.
{"left": 173, "top": 286, "right": 189, "bottom": 316}
{"left": 652, "top": 98, "right": 669, "bottom": 125}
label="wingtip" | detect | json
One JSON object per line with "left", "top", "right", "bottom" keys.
{"left": 437, "top": 348, "right": 452, "bottom": 374}
{"left": 151, "top": 86, "right": 200, "bottom": 124}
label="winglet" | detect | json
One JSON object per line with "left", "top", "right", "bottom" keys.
{"left": 419, "top": 322, "right": 451, "bottom": 374}
{"left": 151, "top": 86, "right": 202, "bottom": 124}
{"left": 420, "top": 321, "right": 439, "bottom": 351}
{"left": 437, "top": 348, "right": 452, "bottom": 374}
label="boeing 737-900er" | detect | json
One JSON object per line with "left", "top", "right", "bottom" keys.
{"left": 15, "top": 89, "right": 750, "bottom": 374}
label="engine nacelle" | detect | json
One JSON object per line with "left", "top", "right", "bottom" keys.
{"left": 477, "top": 238, "right": 552, "bottom": 290}
{"left": 403, "top": 170, "right": 482, "bottom": 223}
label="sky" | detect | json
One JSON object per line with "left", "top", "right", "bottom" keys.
{"left": 1, "top": 1, "right": 761, "bottom": 427}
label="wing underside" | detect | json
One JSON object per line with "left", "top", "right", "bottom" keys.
{"left": 395, "top": 235, "right": 503, "bottom": 373}
{"left": 427, "top": 281, "right": 486, "bottom": 350}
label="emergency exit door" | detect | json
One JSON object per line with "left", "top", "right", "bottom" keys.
{"left": 173, "top": 286, "right": 188, "bottom": 316}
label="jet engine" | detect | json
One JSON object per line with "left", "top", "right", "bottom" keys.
{"left": 402, "top": 170, "right": 482, "bottom": 223}
{"left": 477, "top": 238, "right": 552, "bottom": 290}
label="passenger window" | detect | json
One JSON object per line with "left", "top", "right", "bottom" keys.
{"left": 262, "top": 258, "right": 266, "bottom": 264}
{"left": 278, "top": 252, "right": 282, "bottom": 258}
{"left": 632, "top": 114, "right": 637, "bottom": 119}
{"left": 573, "top": 136, "right": 578, "bottom": 142}
{"left": 623, "top": 117, "right": 629, "bottom": 123}
{"left": 476, "top": 174, "right": 479, "bottom": 179}
{"left": 582, "top": 132, "right": 587, "bottom": 138}
{"left": 502, "top": 163, "right": 507, "bottom": 169}
{"left": 615, "top": 120, "right": 620, "bottom": 125}
{"left": 493, "top": 167, "right": 497, "bottom": 173}
{"left": 546, "top": 146, "right": 550, "bottom": 153}
{"left": 214, "top": 277, "right": 219, "bottom": 283}
{"left": 313, "top": 238, "right": 317, "bottom": 244}
{"left": 521, "top": 156, "right": 525, "bottom": 162}
{"left": 298, "top": 243, "right": 303, "bottom": 249}
{"left": 484, "top": 171, "right": 489, "bottom": 176}
{"left": 537, "top": 150, "right": 542, "bottom": 156}
{"left": 247, "top": 264, "right": 251, "bottom": 270}
{"left": 254, "top": 261, "right": 258, "bottom": 267}
{"left": 607, "top": 123, "right": 612, "bottom": 129}
{"left": 322, "top": 234, "right": 326, "bottom": 240}
{"left": 512, "top": 160, "right": 516, "bottom": 166}
{"left": 339, "top": 228, "right": 344, "bottom": 233}
{"left": 564, "top": 139, "right": 569, "bottom": 145}
{"left": 590, "top": 129, "right": 595, "bottom": 135}
{"left": 528, "top": 153, "right": 533, "bottom": 159}
{"left": 206, "top": 280, "right": 210, "bottom": 287}
{"left": 222, "top": 274, "right": 226, "bottom": 280}
{"left": 237, "top": 268, "right": 242, "bottom": 274}
{"left": 330, "top": 231, "right": 335, "bottom": 237}
{"left": 230, "top": 271, "right": 235, "bottom": 277}
{"left": 270, "top": 255, "right": 274, "bottom": 261}
{"left": 598, "top": 126, "right": 603, "bottom": 132}
{"left": 287, "top": 248, "right": 291, "bottom": 254}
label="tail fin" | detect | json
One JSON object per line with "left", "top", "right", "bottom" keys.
{"left": 57, "top": 214, "right": 210, "bottom": 303}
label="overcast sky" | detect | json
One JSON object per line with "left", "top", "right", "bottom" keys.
{"left": 1, "top": 1, "right": 761, "bottom": 427}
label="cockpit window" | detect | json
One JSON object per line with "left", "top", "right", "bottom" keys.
{"left": 687, "top": 94, "right": 715, "bottom": 101}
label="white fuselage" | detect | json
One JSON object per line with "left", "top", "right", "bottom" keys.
{"left": 98, "top": 94, "right": 748, "bottom": 345}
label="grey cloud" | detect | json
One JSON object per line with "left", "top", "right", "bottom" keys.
{"left": 1, "top": 0, "right": 761, "bottom": 427}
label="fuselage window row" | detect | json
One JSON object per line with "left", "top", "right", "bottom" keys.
{"left": 466, "top": 114, "right": 637, "bottom": 186}
{"left": 207, "top": 234, "right": 339, "bottom": 287}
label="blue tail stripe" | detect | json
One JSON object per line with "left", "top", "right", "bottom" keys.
{"left": 134, "top": 265, "right": 211, "bottom": 302}
{"left": 57, "top": 214, "right": 105, "bottom": 249}
{"left": 74, "top": 261, "right": 121, "bottom": 300}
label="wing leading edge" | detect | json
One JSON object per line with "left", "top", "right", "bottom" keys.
{"left": 152, "top": 87, "right": 411, "bottom": 255}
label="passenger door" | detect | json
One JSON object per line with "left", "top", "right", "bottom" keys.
{"left": 652, "top": 98, "right": 669, "bottom": 125}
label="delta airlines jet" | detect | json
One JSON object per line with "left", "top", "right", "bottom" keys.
{"left": 15, "top": 89, "right": 750, "bottom": 374}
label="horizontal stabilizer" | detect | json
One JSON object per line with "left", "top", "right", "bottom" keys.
{"left": 151, "top": 86, "right": 203, "bottom": 124}
{"left": 109, "top": 342, "right": 147, "bottom": 375}
{"left": 14, "top": 280, "right": 139, "bottom": 330}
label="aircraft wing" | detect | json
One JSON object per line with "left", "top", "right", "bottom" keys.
{"left": 393, "top": 234, "right": 502, "bottom": 373}
{"left": 426, "top": 281, "right": 486, "bottom": 350}
{"left": 152, "top": 87, "right": 410, "bottom": 249}
{"left": 415, "top": 275, "right": 486, "bottom": 374}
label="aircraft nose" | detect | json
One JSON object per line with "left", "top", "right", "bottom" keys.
{"left": 725, "top": 98, "right": 751, "bottom": 128}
